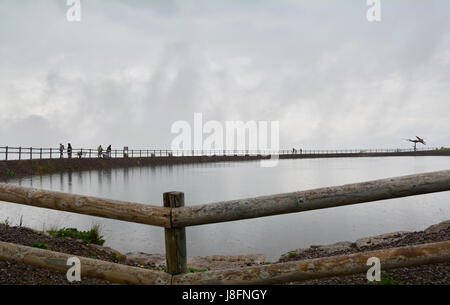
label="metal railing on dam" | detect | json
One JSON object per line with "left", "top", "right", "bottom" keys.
{"left": 0, "top": 146, "right": 448, "bottom": 161}
{"left": 0, "top": 169, "right": 449, "bottom": 284}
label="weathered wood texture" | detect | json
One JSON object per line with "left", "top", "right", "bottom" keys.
{"left": 172, "top": 169, "right": 450, "bottom": 227}
{"left": 164, "top": 192, "right": 187, "bottom": 275}
{"left": 0, "top": 183, "right": 170, "bottom": 227}
{"left": 172, "top": 240, "right": 450, "bottom": 285}
{"left": 0, "top": 241, "right": 171, "bottom": 285}
{"left": 0, "top": 240, "right": 449, "bottom": 285}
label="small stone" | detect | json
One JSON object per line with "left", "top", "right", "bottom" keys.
{"left": 188, "top": 254, "right": 266, "bottom": 271}
{"left": 355, "top": 231, "right": 409, "bottom": 249}
{"left": 424, "top": 220, "right": 450, "bottom": 234}
{"left": 124, "top": 252, "right": 166, "bottom": 267}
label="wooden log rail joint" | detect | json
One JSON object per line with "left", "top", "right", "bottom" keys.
{"left": 164, "top": 192, "right": 187, "bottom": 275}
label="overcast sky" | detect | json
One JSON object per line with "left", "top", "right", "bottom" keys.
{"left": 0, "top": 0, "right": 449, "bottom": 150}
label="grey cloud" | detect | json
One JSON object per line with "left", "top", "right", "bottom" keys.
{"left": 0, "top": 0, "right": 449, "bottom": 150}
{"left": 0, "top": 115, "right": 66, "bottom": 147}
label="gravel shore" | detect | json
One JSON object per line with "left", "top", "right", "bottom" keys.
{"left": 0, "top": 220, "right": 449, "bottom": 285}
{"left": 277, "top": 220, "right": 450, "bottom": 285}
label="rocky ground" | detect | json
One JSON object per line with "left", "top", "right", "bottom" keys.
{"left": 0, "top": 224, "right": 267, "bottom": 285}
{"left": 0, "top": 220, "right": 449, "bottom": 285}
{"left": 278, "top": 220, "right": 450, "bottom": 285}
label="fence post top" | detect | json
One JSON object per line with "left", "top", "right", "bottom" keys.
{"left": 163, "top": 191, "right": 185, "bottom": 209}
{"left": 164, "top": 191, "right": 184, "bottom": 196}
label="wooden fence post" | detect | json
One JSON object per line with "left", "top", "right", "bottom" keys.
{"left": 164, "top": 191, "right": 187, "bottom": 275}
{"left": 5, "top": 146, "right": 8, "bottom": 161}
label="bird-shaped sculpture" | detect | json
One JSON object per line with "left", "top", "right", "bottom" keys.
{"left": 405, "top": 136, "right": 426, "bottom": 145}
{"left": 404, "top": 136, "right": 426, "bottom": 151}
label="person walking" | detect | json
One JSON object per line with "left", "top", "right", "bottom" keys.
{"left": 59, "top": 144, "right": 64, "bottom": 158}
{"left": 67, "top": 143, "right": 72, "bottom": 159}
{"left": 106, "top": 145, "right": 112, "bottom": 158}
{"left": 97, "top": 145, "right": 103, "bottom": 158}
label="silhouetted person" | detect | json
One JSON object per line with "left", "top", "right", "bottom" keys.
{"left": 97, "top": 145, "right": 103, "bottom": 158}
{"left": 67, "top": 143, "right": 72, "bottom": 159}
{"left": 107, "top": 145, "right": 112, "bottom": 158}
{"left": 59, "top": 144, "right": 64, "bottom": 158}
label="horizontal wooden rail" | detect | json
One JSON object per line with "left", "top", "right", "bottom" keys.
{"left": 0, "top": 184, "right": 170, "bottom": 228}
{"left": 1, "top": 170, "right": 449, "bottom": 228}
{"left": 172, "top": 240, "right": 450, "bottom": 285}
{"left": 0, "top": 241, "right": 171, "bottom": 285}
{"left": 1, "top": 240, "right": 447, "bottom": 285}
{"left": 172, "top": 170, "right": 450, "bottom": 227}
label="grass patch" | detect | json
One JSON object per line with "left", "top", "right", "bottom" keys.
{"left": 188, "top": 268, "right": 207, "bottom": 273}
{"left": 111, "top": 252, "right": 124, "bottom": 262}
{"left": 2, "top": 218, "right": 10, "bottom": 227}
{"left": 7, "top": 170, "right": 15, "bottom": 178}
{"left": 32, "top": 239, "right": 51, "bottom": 250}
{"left": 288, "top": 252, "right": 297, "bottom": 258}
{"left": 47, "top": 224, "right": 105, "bottom": 245}
{"left": 263, "top": 262, "right": 272, "bottom": 265}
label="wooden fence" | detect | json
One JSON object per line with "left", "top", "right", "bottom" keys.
{"left": 0, "top": 146, "right": 443, "bottom": 161}
{"left": 0, "top": 169, "right": 449, "bottom": 284}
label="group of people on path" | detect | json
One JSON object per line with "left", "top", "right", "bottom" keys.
{"left": 59, "top": 143, "right": 111, "bottom": 159}
{"left": 97, "top": 145, "right": 112, "bottom": 158}
{"left": 59, "top": 143, "right": 72, "bottom": 158}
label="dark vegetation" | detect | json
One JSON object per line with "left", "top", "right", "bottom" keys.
{"left": 47, "top": 225, "right": 105, "bottom": 246}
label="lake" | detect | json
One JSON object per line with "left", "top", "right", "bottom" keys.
{"left": 1, "top": 156, "right": 449, "bottom": 261}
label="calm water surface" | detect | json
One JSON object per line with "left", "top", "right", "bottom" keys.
{"left": 1, "top": 156, "right": 449, "bottom": 261}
